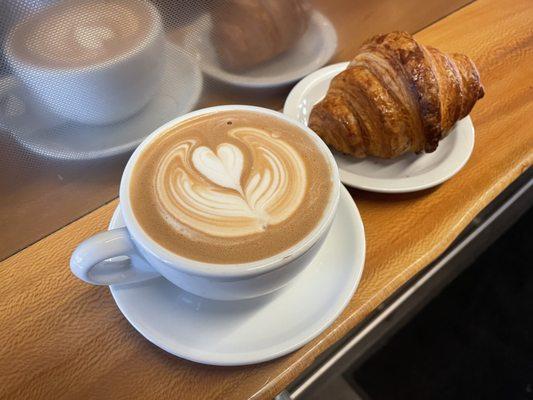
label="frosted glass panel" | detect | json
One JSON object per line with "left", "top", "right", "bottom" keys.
{"left": 0, "top": 0, "right": 470, "bottom": 260}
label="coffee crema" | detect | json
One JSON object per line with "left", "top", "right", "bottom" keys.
{"left": 8, "top": 0, "right": 154, "bottom": 68}
{"left": 130, "top": 110, "right": 334, "bottom": 264}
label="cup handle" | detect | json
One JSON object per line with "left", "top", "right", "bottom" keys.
{"left": 70, "top": 227, "right": 160, "bottom": 286}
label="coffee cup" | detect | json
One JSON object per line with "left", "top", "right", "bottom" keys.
{"left": 70, "top": 105, "right": 340, "bottom": 300}
{"left": 4, "top": 0, "right": 164, "bottom": 125}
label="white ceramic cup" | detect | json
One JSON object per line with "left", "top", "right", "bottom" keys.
{"left": 70, "top": 105, "right": 341, "bottom": 300}
{"left": 4, "top": 0, "right": 164, "bottom": 125}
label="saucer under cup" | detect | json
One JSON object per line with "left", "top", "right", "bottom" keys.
{"left": 108, "top": 186, "right": 365, "bottom": 365}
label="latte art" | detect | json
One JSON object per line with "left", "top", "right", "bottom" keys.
{"left": 156, "top": 127, "right": 307, "bottom": 237}
{"left": 130, "top": 110, "right": 334, "bottom": 264}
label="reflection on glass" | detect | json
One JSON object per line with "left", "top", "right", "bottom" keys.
{"left": 0, "top": 0, "right": 202, "bottom": 161}
{"left": 211, "top": 0, "right": 311, "bottom": 72}
{"left": 0, "top": 0, "right": 466, "bottom": 260}
{"left": 177, "top": 0, "right": 336, "bottom": 89}
{"left": 4, "top": 0, "right": 165, "bottom": 125}
{"left": 151, "top": 0, "right": 215, "bottom": 29}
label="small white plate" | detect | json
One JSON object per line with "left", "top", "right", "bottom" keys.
{"left": 183, "top": 10, "right": 337, "bottom": 88}
{"left": 0, "top": 43, "right": 203, "bottom": 161}
{"left": 284, "top": 62, "right": 475, "bottom": 193}
{"left": 108, "top": 186, "right": 365, "bottom": 366}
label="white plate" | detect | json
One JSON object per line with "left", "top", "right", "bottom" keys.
{"left": 108, "top": 186, "right": 365, "bottom": 366}
{"left": 183, "top": 10, "right": 337, "bottom": 88}
{"left": 284, "top": 62, "right": 475, "bottom": 193}
{"left": 0, "top": 43, "right": 203, "bottom": 161}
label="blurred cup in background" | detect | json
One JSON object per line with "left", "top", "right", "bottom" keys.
{"left": 4, "top": 0, "right": 164, "bottom": 125}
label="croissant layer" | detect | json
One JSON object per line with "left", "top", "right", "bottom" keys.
{"left": 309, "top": 32, "right": 484, "bottom": 158}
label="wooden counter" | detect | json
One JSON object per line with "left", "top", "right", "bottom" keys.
{"left": 1, "top": 0, "right": 531, "bottom": 398}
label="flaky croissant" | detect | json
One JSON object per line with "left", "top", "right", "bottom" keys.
{"left": 211, "top": 0, "right": 310, "bottom": 71}
{"left": 309, "top": 31, "right": 484, "bottom": 158}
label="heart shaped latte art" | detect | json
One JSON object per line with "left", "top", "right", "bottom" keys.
{"left": 154, "top": 127, "right": 307, "bottom": 238}
{"left": 192, "top": 144, "right": 244, "bottom": 193}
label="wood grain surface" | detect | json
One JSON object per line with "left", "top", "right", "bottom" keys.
{"left": 1, "top": 0, "right": 532, "bottom": 399}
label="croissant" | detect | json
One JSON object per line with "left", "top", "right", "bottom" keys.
{"left": 309, "top": 31, "right": 484, "bottom": 158}
{"left": 211, "top": 0, "right": 310, "bottom": 71}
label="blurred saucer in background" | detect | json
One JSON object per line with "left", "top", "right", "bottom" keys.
{"left": 0, "top": 43, "right": 203, "bottom": 161}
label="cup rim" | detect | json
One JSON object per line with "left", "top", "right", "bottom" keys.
{"left": 119, "top": 105, "right": 341, "bottom": 278}
{"left": 4, "top": 0, "right": 162, "bottom": 74}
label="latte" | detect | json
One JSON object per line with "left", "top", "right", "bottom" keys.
{"left": 130, "top": 110, "right": 334, "bottom": 264}
{"left": 8, "top": 0, "right": 155, "bottom": 68}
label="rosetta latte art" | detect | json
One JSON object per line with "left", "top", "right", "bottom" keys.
{"left": 155, "top": 127, "right": 307, "bottom": 238}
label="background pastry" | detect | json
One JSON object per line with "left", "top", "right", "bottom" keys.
{"left": 211, "top": 0, "right": 310, "bottom": 71}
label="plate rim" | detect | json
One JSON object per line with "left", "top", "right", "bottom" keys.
{"left": 283, "top": 62, "right": 475, "bottom": 193}
{"left": 108, "top": 186, "right": 365, "bottom": 366}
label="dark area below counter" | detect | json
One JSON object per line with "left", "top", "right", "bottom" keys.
{"left": 350, "top": 208, "right": 533, "bottom": 400}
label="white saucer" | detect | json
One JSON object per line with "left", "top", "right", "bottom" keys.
{"left": 183, "top": 10, "right": 337, "bottom": 88}
{"left": 108, "top": 186, "right": 365, "bottom": 366}
{"left": 0, "top": 43, "right": 203, "bottom": 161}
{"left": 284, "top": 62, "right": 475, "bottom": 193}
